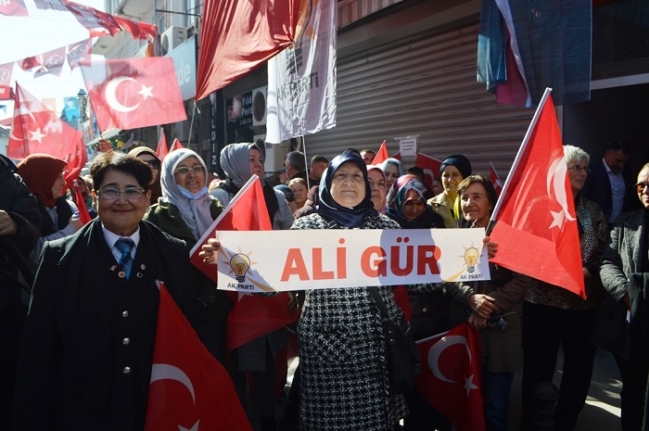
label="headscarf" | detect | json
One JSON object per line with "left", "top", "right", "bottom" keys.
{"left": 17, "top": 153, "right": 67, "bottom": 208}
{"left": 367, "top": 164, "right": 387, "bottom": 214}
{"left": 219, "top": 142, "right": 279, "bottom": 224}
{"left": 380, "top": 158, "right": 403, "bottom": 177}
{"left": 317, "top": 152, "right": 376, "bottom": 228}
{"left": 387, "top": 174, "right": 426, "bottom": 211}
{"left": 128, "top": 146, "right": 162, "bottom": 205}
{"left": 440, "top": 154, "right": 472, "bottom": 179}
{"left": 160, "top": 149, "right": 214, "bottom": 240}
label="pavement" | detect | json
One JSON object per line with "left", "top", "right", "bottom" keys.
{"left": 509, "top": 347, "right": 622, "bottom": 431}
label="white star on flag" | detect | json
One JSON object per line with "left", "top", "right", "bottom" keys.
{"left": 138, "top": 84, "right": 153, "bottom": 100}
{"left": 464, "top": 374, "right": 478, "bottom": 396}
{"left": 29, "top": 128, "right": 46, "bottom": 143}
{"left": 178, "top": 420, "right": 200, "bottom": 431}
{"left": 549, "top": 209, "right": 566, "bottom": 230}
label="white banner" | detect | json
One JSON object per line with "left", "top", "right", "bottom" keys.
{"left": 216, "top": 228, "right": 491, "bottom": 292}
{"left": 265, "top": 0, "right": 336, "bottom": 143}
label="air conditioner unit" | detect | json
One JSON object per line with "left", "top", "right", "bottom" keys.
{"left": 161, "top": 26, "right": 188, "bottom": 52}
{"left": 264, "top": 140, "right": 288, "bottom": 172}
{"left": 252, "top": 86, "right": 267, "bottom": 127}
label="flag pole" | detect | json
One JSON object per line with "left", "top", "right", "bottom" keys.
{"left": 490, "top": 87, "right": 553, "bottom": 221}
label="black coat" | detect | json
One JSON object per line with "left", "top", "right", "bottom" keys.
{"left": 580, "top": 158, "right": 638, "bottom": 223}
{"left": 12, "top": 219, "right": 220, "bottom": 431}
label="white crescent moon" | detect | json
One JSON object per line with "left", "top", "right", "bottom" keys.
{"left": 8, "top": 106, "right": 37, "bottom": 141}
{"left": 104, "top": 77, "right": 140, "bottom": 113}
{"left": 427, "top": 335, "right": 471, "bottom": 383}
{"left": 422, "top": 168, "right": 435, "bottom": 185}
{"left": 150, "top": 363, "right": 196, "bottom": 404}
{"left": 547, "top": 155, "right": 576, "bottom": 221}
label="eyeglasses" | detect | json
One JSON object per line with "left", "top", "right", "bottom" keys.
{"left": 97, "top": 187, "right": 146, "bottom": 201}
{"left": 174, "top": 166, "right": 205, "bottom": 176}
{"left": 567, "top": 165, "right": 590, "bottom": 173}
{"left": 636, "top": 182, "right": 649, "bottom": 193}
{"left": 142, "top": 159, "right": 161, "bottom": 169}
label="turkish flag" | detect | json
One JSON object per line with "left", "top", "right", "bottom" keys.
{"left": 372, "top": 140, "right": 389, "bottom": 165}
{"left": 7, "top": 83, "right": 87, "bottom": 182}
{"left": 170, "top": 138, "right": 183, "bottom": 152}
{"left": 114, "top": 16, "right": 156, "bottom": 40}
{"left": 156, "top": 128, "right": 168, "bottom": 161}
{"left": 80, "top": 57, "right": 187, "bottom": 131}
{"left": 416, "top": 323, "right": 486, "bottom": 431}
{"left": 0, "top": 63, "right": 14, "bottom": 101}
{"left": 490, "top": 89, "right": 585, "bottom": 298}
{"left": 0, "top": 0, "right": 28, "bottom": 16}
{"left": 71, "top": 181, "right": 92, "bottom": 225}
{"left": 415, "top": 152, "right": 442, "bottom": 191}
{"left": 189, "top": 175, "right": 297, "bottom": 352}
{"left": 489, "top": 162, "right": 503, "bottom": 196}
{"left": 144, "top": 282, "right": 251, "bottom": 431}
{"left": 34, "top": 47, "right": 66, "bottom": 78}
{"left": 196, "top": 0, "right": 298, "bottom": 99}
{"left": 67, "top": 39, "right": 93, "bottom": 70}
{"left": 19, "top": 56, "right": 41, "bottom": 71}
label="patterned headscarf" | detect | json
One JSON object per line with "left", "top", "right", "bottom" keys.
{"left": 387, "top": 174, "right": 427, "bottom": 213}
{"left": 317, "top": 152, "right": 376, "bottom": 228}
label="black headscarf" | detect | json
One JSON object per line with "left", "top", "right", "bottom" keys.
{"left": 317, "top": 153, "right": 376, "bottom": 228}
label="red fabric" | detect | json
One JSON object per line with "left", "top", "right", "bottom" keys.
{"left": 114, "top": 17, "right": 155, "bottom": 40}
{"left": 0, "top": 63, "right": 15, "bottom": 100}
{"left": 170, "top": 138, "right": 183, "bottom": 152}
{"left": 490, "top": 93, "right": 585, "bottom": 298}
{"left": 414, "top": 152, "right": 443, "bottom": 191}
{"left": 0, "top": 0, "right": 28, "bottom": 16}
{"left": 156, "top": 129, "right": 168, "bottom": 161}
{"left": 72, "top": 182, "right": 92, "bottom": 225}
{"left": 144, "top": 282, "right": 251, "bottom": 431}
{"left": 19, "top": 56, "right": 41, "bottom": 71}
{"left": 64, "top": 0, "right": 121, "bottom": 37}
{"left": 67, "top": 39, "right": 93, "bottom": 70}
{"left": 34, "top": 48, "right": 66, "bottom": 78}
{"left": 196, "top": 0, "right": 298, "bottom": 99}
{"left": 495, "top": 31, "right": 529, "bottom": 107}
{"left": 80, "top": 58, "right": 187, "bottom": 131}
{"left": 393, "top": 286, "right": 411, "bottom": 321}
{"left": 372, "top": 140, "right": 389, "bottom": 166}
{"left": 489, "top": 162, "right": 503, "bottom": 196}
{"left": 416, "top": 323, "right": 486, "bottom": 431}
{"left": 8, "top": 83, "right": 86, "bottom": 183}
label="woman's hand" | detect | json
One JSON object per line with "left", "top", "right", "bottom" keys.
{"left": 199, "top": 237, "right": 221, "bottom": 265}
{"left": 468, "top": 312, "right": 488, "bottom": 330}
{"left": 468, "top": 293, "right": 498, "bottom": 318}
{"left": 483, "top": 236, "right": 498, "bottom": 259}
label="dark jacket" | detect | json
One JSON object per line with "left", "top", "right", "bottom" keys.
{"left": 0, "top": 157, "right": 42, "bottom": 310}
{"left": 13, "top": 219, "right": 220, "bottom": 431}
{"left": 580, "top": 158, "right": 638, "bottom": 223}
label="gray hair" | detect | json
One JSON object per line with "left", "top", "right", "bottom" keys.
{"left": 286, "top": 151, "right": 306, "bottom": 171}
{"left": 563, "top": 145, "right": 590, "bottom": 166}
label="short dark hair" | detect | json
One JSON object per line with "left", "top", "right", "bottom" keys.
{"left": 311, "top": 155, "right": 328, "bottom": 165}
{"left": 407, "top": 166, "right": 425, "bottom": 179}
{"left": 457, "top": 174, "right": 498, "bottom": 209}
{"left": 606, "top": 140, "right": 631, "bottom": 155}
{"left": 286, "top": 151, "right": 306, "bottom": 171}
{"left": 90, "top": 152, "right": 153, "bottom": 191}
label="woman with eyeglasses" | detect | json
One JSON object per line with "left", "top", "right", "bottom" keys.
{"left": 128, "top": 146, "right": 162, "bottom": 206}
{"left": 144, "top": 148, "right": 229, "bottom": 353}
{"left": 13, "top": 152, "right": 224, "bottom": 430}
{"left": 211, "top": 142, "right": 296, "bottom": 431}
{"left": 599, "top": 162, "right": 649, "bottom": 431}
{"left": 520, "top": 145, "right": 608, "bottom": 431}
{"left": 16, "top": 153, "right": 83, "bottom": 269}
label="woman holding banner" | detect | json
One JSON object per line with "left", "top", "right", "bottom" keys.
{"left": 143, "top": 148, "right": 227, "bottom": 358}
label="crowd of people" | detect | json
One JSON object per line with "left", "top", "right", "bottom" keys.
{"left": 0, "top": 137, "right": 647, "bottom": 431}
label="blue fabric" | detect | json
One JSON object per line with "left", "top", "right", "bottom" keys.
{"left": 477, "top": 0, "right": 507, "bottom": 91}
{"left": 317, "top": 152, "right": 376, "bottom": 228}
{"left": 115, "top": 238, "right": 135, "bottom": 279}
{"left": 482, "top": 369, "right": 515, "bottom": 431}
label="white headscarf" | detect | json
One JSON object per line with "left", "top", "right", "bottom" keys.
{"left": 161, "top": 148, "right": 214, "bottom": 240}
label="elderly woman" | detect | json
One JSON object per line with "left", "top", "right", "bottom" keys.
{"left": 144, "top": 148, "right": 228, "bottom": 357}
{"left": 520, "top": 145, "right": 608, "bottom": 431}
{"left": 386, "top": 174, "right": 445, "bottom": 231}
{"left": 16, "top": 154, "right": 82, "bottom": 267}
{"left": 13, "top": 152, "right": 221, "bottom": 430}
{"left": 210, "top": 142, "right": 295, "bottom": 431}
{"left": 367, "top": 165, "right": 388, "bottom": 214}
{"left": 380, "top": 157, "right": 403, "bottom": 190}
{"left": 427, "top": 154, "right": 472, "bottom": 228}
{"left": 288, "top": 177, "right": 309, "bottom": 212}
{"left": 128, "top": 146, "right": 162, "bottom": 205}
{"left": 449, "top": 174, "right": 529, "bottom": 431}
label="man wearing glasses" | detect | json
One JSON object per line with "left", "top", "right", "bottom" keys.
{"left": 580, "top": 141, "right": 639, "bottom": 228}
{"left": 13, "top": 152, "right": 220, "bottom": 431}
{"left": 599, "top": 162, "right": 649, "bottom": 431}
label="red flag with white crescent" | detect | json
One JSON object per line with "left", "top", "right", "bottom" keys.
{"left": 416, "top": 323, "right": 486, "bottom": 431}
{"left": 80, "top": 58, "right": 187, "bottom": 131}
{"left": 415, "top": 152, "right": 443, "bottom": 191}
{"left": 490, "top": 88, "right": 585, "bottom": 298}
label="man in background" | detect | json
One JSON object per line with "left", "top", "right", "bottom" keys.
{"left": 308, "top": 155, "right": 328, "bottom": 187}
{"left": 360, "top": 149, "right": 376, "bottom": 165}
{"left": 284, "top": 151, "right": 308, "bottom": 183}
